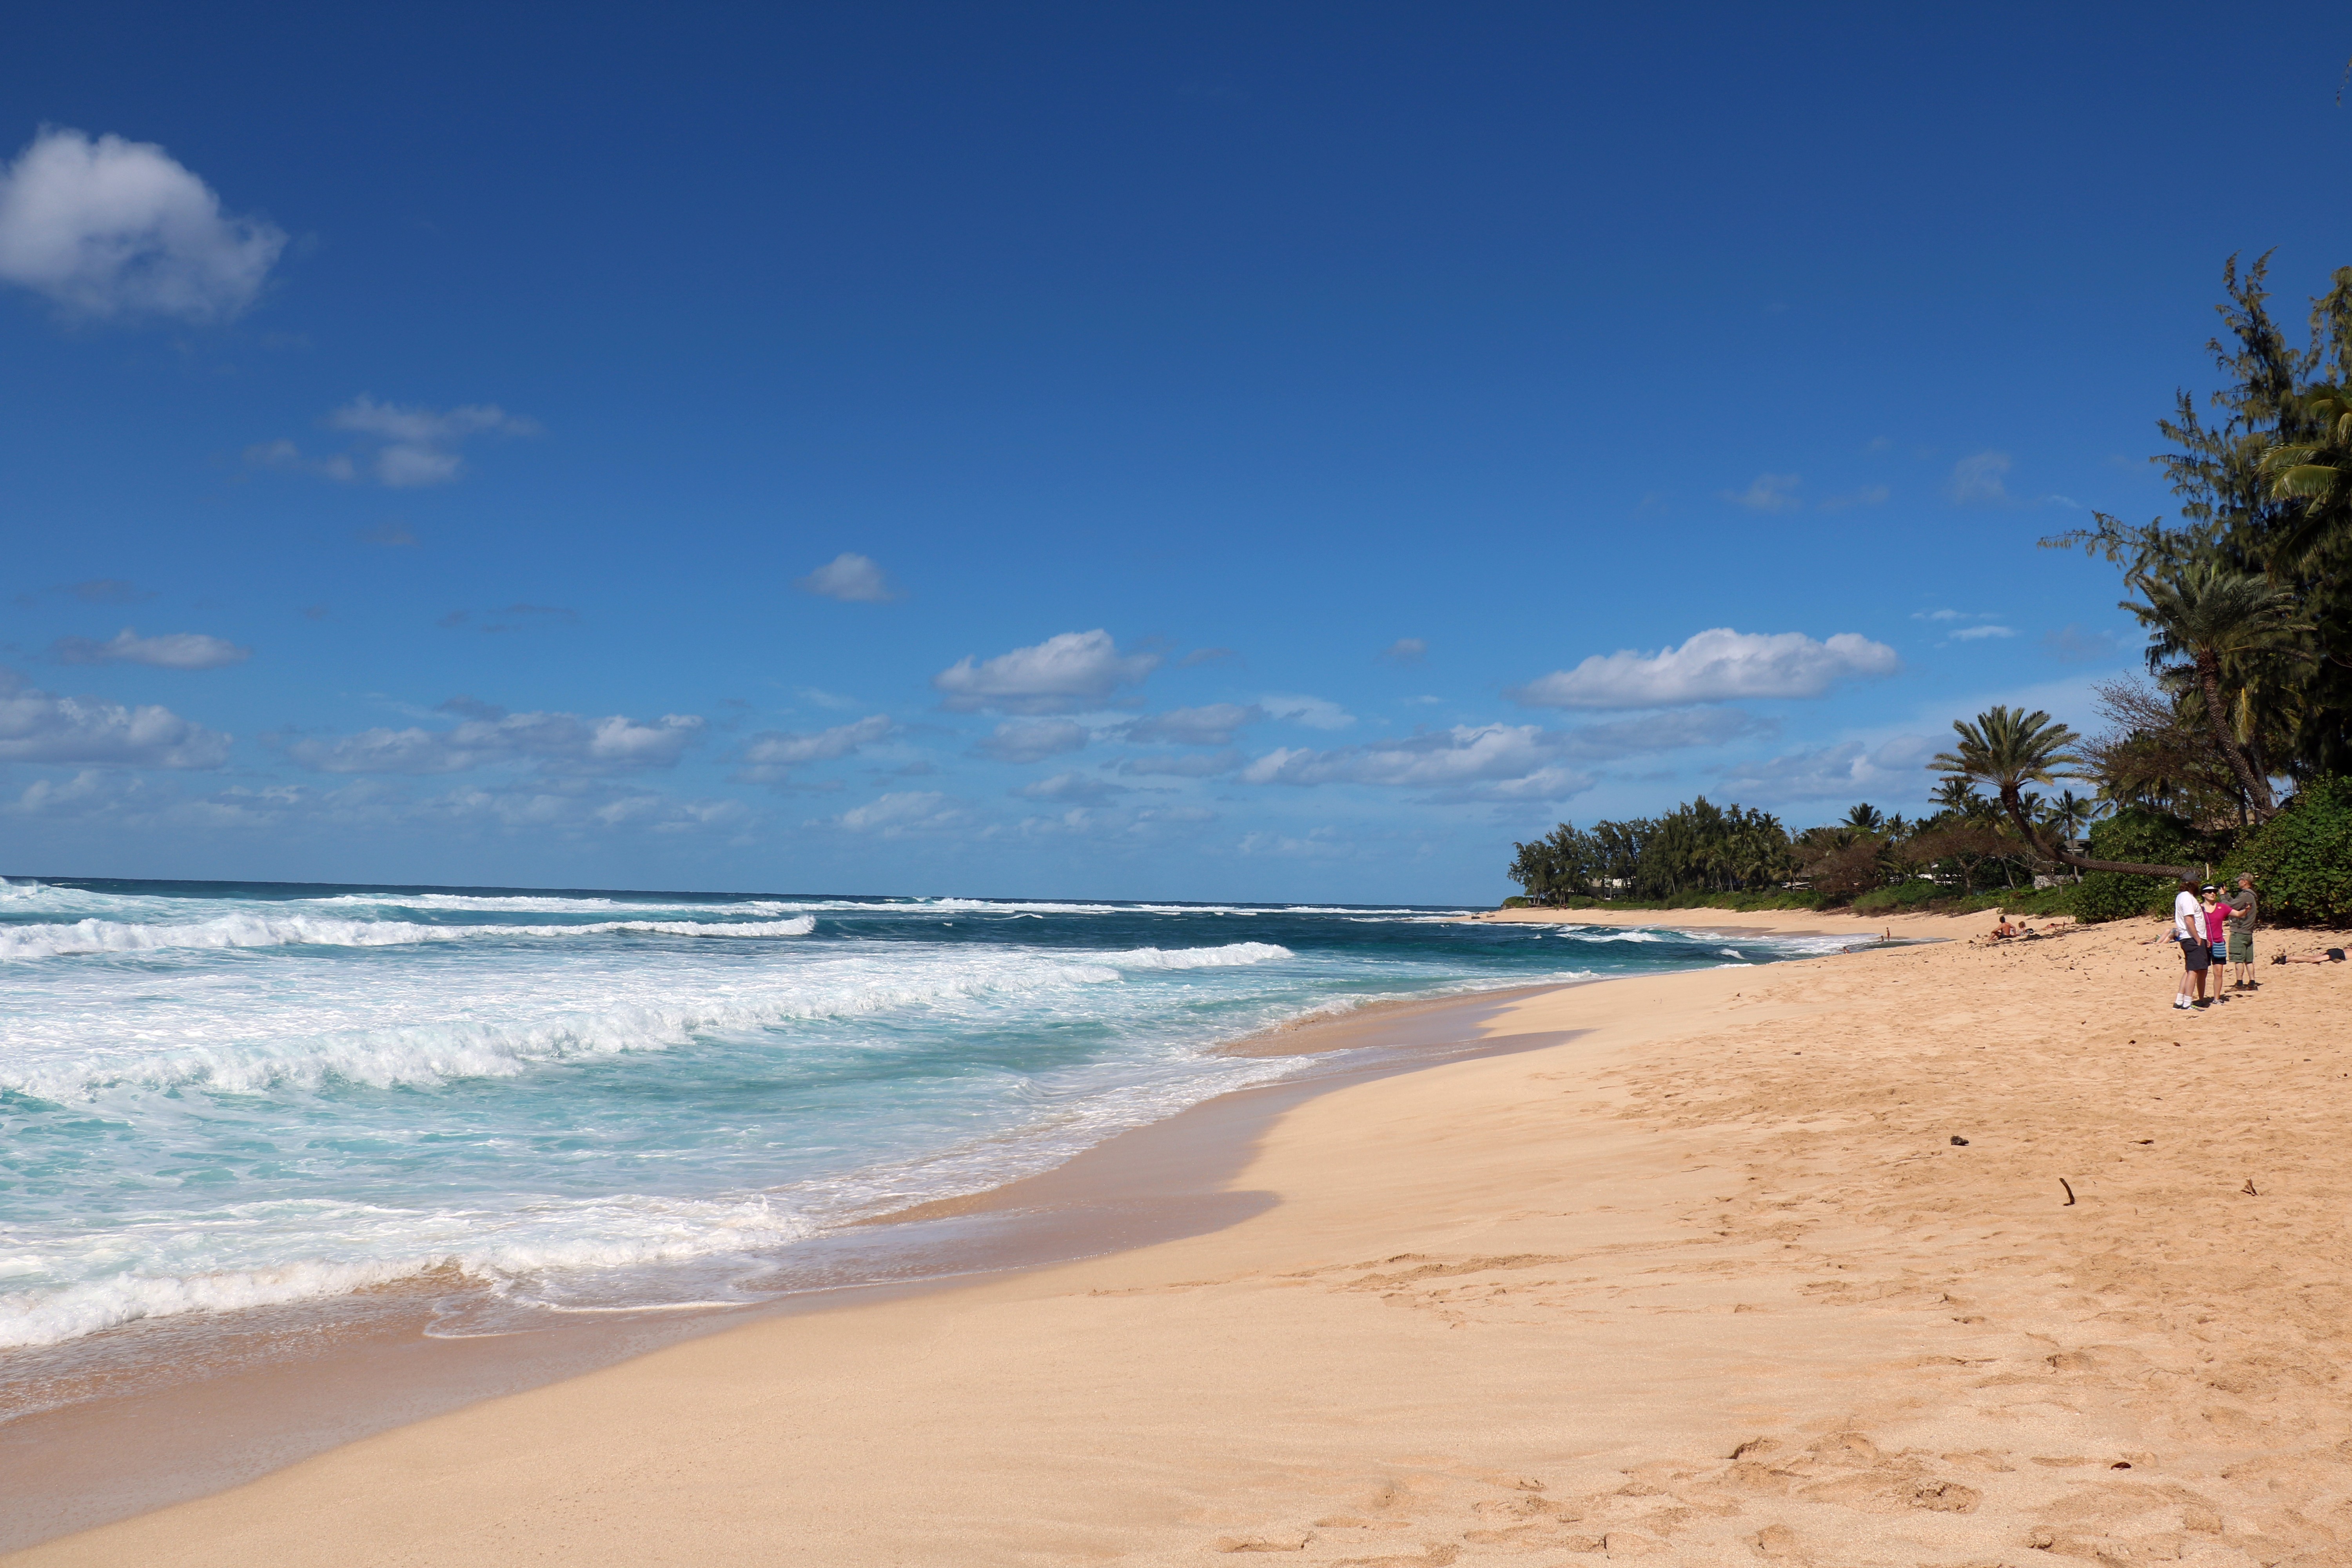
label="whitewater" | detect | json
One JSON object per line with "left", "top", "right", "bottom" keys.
{"left": 0, "top": 877, "right": 1847, "bottom": 1354}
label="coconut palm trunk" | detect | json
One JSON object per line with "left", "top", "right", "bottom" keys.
{"left": 2192, "top": 649, "right": 2277, "bottom": 817}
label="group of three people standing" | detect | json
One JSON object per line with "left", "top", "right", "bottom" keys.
{"left": 2172, "top": 874, "right": 2256, "bottom": 1009}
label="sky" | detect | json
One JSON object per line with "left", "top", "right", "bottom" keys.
{"left": 3, "top": 2, "right": 2348, "bottom": 903}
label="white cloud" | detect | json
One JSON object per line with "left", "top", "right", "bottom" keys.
{"left": 0, "top": 669, "right": 230, "bottom": 768}
{"left": 1381, "top": 637, "right": 1428, "bottom": 663}
{"left": 795, "top": 553, "right": 899, "bottom": 603}
{"left": 736, "top": 714, "right": 893, "bottom": 783}
{"left": 0, "top": 127, "right": 284, "bottom": 321}
{"left": 249, "top": 396, "right": 538, "bottom": 488}
{"left": 822, "top": 790, "right": 963, "bottom": 837}
{"left": 1241, "top": 724, "right": 1584, "bottom": 795}
{"left": 290, "top": 707, "right": 703, "bottom": 775}
{"left": 1510, "top": 628, "right": 1900, "bottom": 709}
{"left": 1123, "top": 704, "right": 1262, "bottom": 746}
{"left": 1260, "top": 693, "right": 1355, "bottom": 730}
{"left": 973, "top": 718, "right": 1090, "bottom": 763}
{"left": 933, "top": 630, "right": 1160, "bottom": 714}
{"left": 1014, "top": 771, "right": 1131, "bottom": 804}
{"left": 1713, "top": 734, "right": 1938, "bottom": 801}
{"left": 1722, "top": 473, "right": 1802, "bottom": 512}
{"left": 51, "top": 627, "right": 250, "bottom": 670}
{"left": 1947, "top": 450, "right": 2012, "bottom": 506}
{"left": 1949, "top": 624, "right": 2015, "bottom": 641}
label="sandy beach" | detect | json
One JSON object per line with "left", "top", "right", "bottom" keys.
{"left": 11, "top": 906, "right": 2352, "bottom": 1567}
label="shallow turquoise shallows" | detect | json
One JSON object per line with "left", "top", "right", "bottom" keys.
{"left": 0, "top": 878, "right": 1845, "bottom": 1349}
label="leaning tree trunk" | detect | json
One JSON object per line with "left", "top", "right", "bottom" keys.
{"left": 2195, "top": 651, "right": 2278, "bottom": 820}
{"left": 1997, "top": 786, "right": 2198, "bottom": 880}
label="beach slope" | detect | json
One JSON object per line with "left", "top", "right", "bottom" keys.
{"left": 12, "top": 910, "right": 2352, "bottom": 1566}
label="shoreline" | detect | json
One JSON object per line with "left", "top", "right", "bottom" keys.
{"left": 0, "top": 971, "right": 1619, "bottom": 1552}
{"left": 29, "top": 906, "right": 2347, "bottom": 1563}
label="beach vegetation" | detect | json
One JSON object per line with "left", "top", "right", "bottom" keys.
{"left": 2223, "top": 773, "right": 2352, "bottom": 924}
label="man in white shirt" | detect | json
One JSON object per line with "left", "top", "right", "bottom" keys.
{"left": 2172, "top": 878, "right": 2209, "bottom": 1010}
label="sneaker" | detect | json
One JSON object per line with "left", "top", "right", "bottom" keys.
{"left": 2173, "top": 998, "right": 2190, "bottom": 1009}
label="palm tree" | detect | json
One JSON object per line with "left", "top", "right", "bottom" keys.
{"left": 2036, "top": 788, "right": 2109, "bottom": 883}
{"left": 1842, "top": 802, "right": 1886, "bottom": 833}
{"left": 2120, "top": 560, "right": 2309, "bottom": 820}
{"left": 1931, "top": 706, "right": 2198, "bottom": 878}
{"left": 2259, "top": 383, "right": 2352, "bottom": 567}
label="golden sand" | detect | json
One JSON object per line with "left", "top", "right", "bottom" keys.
{"left": 11, "top": 907, "right": 2352, "bottom": 1566}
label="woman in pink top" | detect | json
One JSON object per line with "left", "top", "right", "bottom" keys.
{"left": 2201, "top": 885, "right": 2229, "bottom": 973}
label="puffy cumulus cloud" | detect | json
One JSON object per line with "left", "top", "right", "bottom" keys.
{"left": 735, "top": 713, "right": 894, "bottom": 784}
{"left": 932, "top": 629, "right": 1160, "bottom": 714}
{"left": 1712, "top": 734, "right": 1939, "bottom": 801}
{"left": 51, "top": 627, "right": 250, "bottom": 670}
{"left": 1260, "top": 693, "right": 1355, "bottom": 730}
{"left": 289, "top": 705, "right": 703, "bottom": 775}
{"left": 0, "top": 127, "right": 284, "bottom": 321}
{"left": 0, "top": 669, "right": 230, "bottom": 768}
{"left": 248, "top": 396, "right": 539, "bottom": 488}
{"left": 973, "top": 718, "right": 1089, "bottom": 764}
{"left": 795, "top": 553, "right": 899, "bottom": 604}
{"left": 1511, "top": 628, "right": 1899, "bottom": 709}
{"left": 1122, "top": 703, "right": 1262, "bottom": 746}
{"left": 819, "top": 790, "right": 963, "bottom": 837}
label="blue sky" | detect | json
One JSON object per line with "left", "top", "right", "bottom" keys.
{"left": 2, "top": 2, "right": 2345, "bottom": 902}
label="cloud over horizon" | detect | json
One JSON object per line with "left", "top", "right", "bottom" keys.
{"left": 933, "top": 630, "right": 1160, "bottom": 714}
{"left": 0, "top": 128, "right": 284, "bottom": 320}
{"left": 1511, "top": 628, "right": 1900, "bottom": 709}
{"left": 289, "top": 704, "right": 704, "bottom": 775}
{"left": 0, "top": 669, "right": 231, "bottom": 768}
{"left": 736, "top": 714, "right": 894, "bottom": 784}
{"left": 51, "top": 627, "right": 250, "bottom": 670}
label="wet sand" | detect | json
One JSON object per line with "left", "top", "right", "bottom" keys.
{"left": 13, "top": 907, "right": 2352, "bottom": 1566}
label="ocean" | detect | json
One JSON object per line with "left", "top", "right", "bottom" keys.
{"left": 0, "top": 877, "right": 1850, "bottom": 1357}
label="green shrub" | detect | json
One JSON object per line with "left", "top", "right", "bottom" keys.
{"left": 1851, "top": 879, "right": 1947, "bottom": 914}
{"left": 1948, "top": 886, "right": 2076, "bottom": 917}
{"left": 2070, "top": 807, "right": 2200, "bottom": 924}
{"left": 2227, "top": 775, "right": 2352, "bottom": 925}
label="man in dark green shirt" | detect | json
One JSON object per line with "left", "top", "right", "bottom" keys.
{"left": 2226, "top": 875, "right": 2258, "bottom": 989}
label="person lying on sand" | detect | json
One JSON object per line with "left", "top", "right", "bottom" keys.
{"left": 2274, "top": 947, "right": 2348, "bottom": 964}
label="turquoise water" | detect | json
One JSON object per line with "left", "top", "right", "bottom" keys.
{"left": 0, "top": 878, "right": 1848, "bottom": 1350}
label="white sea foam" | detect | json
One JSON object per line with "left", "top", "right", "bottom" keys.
{"left": 0, "top": 913, "right": 816, "bottom": 961}
{"left": 0, "top": 884, "right": 1797, "bottom": 1356}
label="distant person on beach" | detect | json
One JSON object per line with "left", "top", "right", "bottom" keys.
{"left": 2226, "top": 874, "right": 2259, "bottom": 989}
{"left": 2276, "top": 947, "right": 2347, "bottom": 964}
{"left": 2172, "top": 879, "right": 2209, "bottom": 1009}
